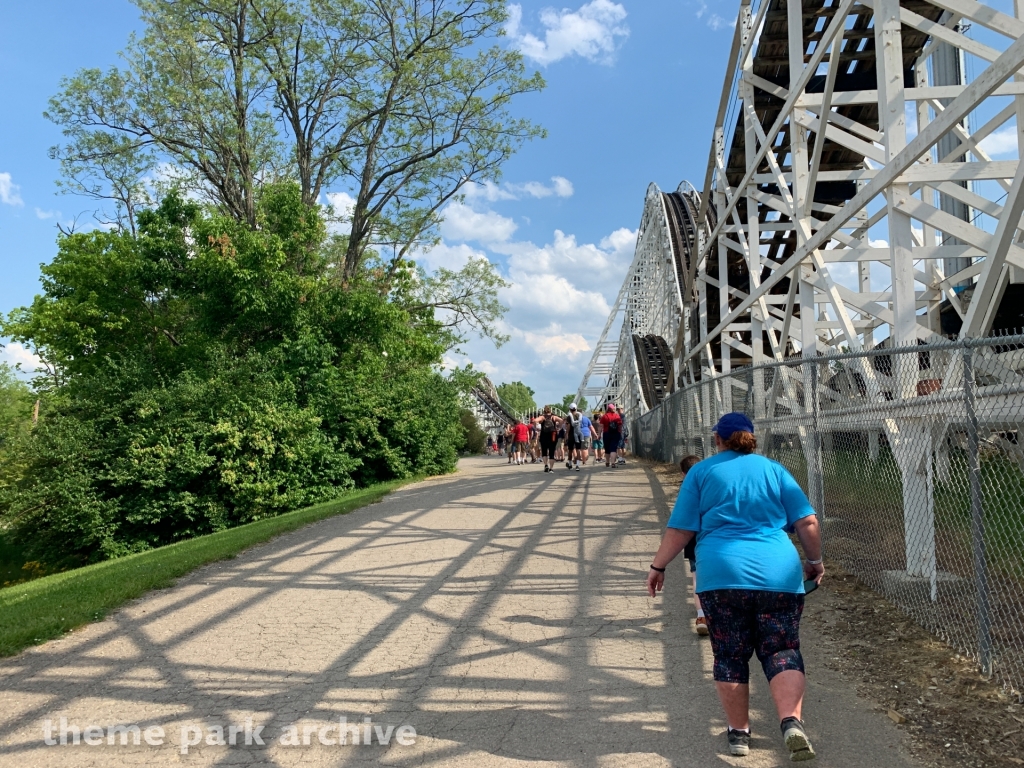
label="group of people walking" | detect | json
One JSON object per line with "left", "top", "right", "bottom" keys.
{"left": 486, "top": 403, "right": 630, "bottom": 472}
{"left": 487, "top": 403, "right": 825, "bottom": 761}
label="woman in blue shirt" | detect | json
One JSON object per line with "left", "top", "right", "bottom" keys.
{"left": 645, "top": 412, "right": 824, "bottom": 762}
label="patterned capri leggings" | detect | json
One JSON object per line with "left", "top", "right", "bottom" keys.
{"left": 698, "top": 589, "right": 805, "bottom": 685}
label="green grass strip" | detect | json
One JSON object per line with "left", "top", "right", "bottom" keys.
{"left": 0, "top": 477, "right": 419, "bottom": 657}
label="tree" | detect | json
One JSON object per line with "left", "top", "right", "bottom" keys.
{"left": 0, "top": 187, "right": 467, "bottom": 564}
{"left": 0, "top": 363, "right": 34, "bottom": 498}
{"left": 560, "top": 394, "right": 587, "bottom": 413}
{"left": 47, "top": 0, "right": 545, "bottom": 280}
{"left": 459, "top": 409, "right": 487, "bottom": 454}
{"left": 0, "top": 365, "right": 33, "bottom": 444}
{"left": 496, "top": 381, "right": 535, "bottom": 415}
{"left": 407, "top": 258, "right": 509, "bottom": 350}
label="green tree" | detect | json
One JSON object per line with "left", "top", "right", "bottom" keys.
{"left": 459, "top": 409, "right": 487, "bottom": 454}
{"left": 0, "top": 364, "right": 35, "bottom": 498}
{"left": 47, "top": 0, "right": 545, "bottom": 280}
{"left": 0, "top": 187, "right": 465, "bottom": 564}
{"left": 0, "top": 364, "right": 33, "bottom": 443}
{"left": 560, "top": 394, "right": 587, "bottom": 412}
{"left": 496, "top": 381, "right": 536, "bottom": 415}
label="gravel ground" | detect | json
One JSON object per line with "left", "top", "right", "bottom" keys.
{"left": 0, "top": 455, "right": 929, "bottom": 767}
{"left": 804, "top": 566, "right": 1024, "bottom": 768}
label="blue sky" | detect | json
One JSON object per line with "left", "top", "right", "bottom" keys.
{"left": 21, "top": 2, "right": 1019, "bottom": 408}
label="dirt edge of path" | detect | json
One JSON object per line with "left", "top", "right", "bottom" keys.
{"left": 642, "top": 457, "right": 1023, "bottom": 768}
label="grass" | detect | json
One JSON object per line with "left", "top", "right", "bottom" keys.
{"left": 0, "top": 476, "right": 419, "bottom": 658}
{"left": 789, "top": 444, "right": 1024, "bottom": 580}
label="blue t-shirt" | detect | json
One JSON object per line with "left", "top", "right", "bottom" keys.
{"left": 579, "top": 415, "right": 592, "bottom": 437}
{"left": 667, "top": 451, "right": 815, "bottom": 594}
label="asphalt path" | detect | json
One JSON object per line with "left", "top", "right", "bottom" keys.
{"left": 0, "top": 455, "right": 921, "bottom": 767}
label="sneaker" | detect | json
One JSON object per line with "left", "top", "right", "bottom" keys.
{"left": 727, "top": 728, "right": 750, "bottom": 757}
{"left": 695, "top": 616, "right": 709, "bottom": 636}
{"left": 781, "top": 718, "right": 815, "bottom": 762}
{"left": 544, "top": 466, "right": 550, "bottom": 473}
{"left": 565, "top": 461, "right": 571, "bottom": 469}
{"left": 575, "top": 465, "right": 580, "bottom": 471}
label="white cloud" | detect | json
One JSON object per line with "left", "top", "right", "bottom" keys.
{"left": 325, "top": 191, "right": 355, "bottom": 218}
{"left": 34, "top": 208, "right": 57, "bottom": 220}
{"left": 694, "top": 2, "right": 735, "bottom": 30}
{"left": 979, "top": 125, "right": 1019, "bottom": 157}
{"left": 477, "top": 360, "right": 498, "bottom": 376}
{"left": 503, "top": 271, "right": 611, "bottom": 318}
{"left": 440, "top": 202, "right": 518, "bottom": 243}
{"left": 1, "top": 342, "right": 42, "bottom": 372}
{"left": 514, "top": 324, "right": 592, "bottom": 364}
{"left": 600, "top": 227, "right": 638, "bottom": 255}
{"left": 465, "top": 176, "right": 574, "bottom": 202}
{"left": 419, "top": 241, "right": 489, "bottom": 272}
{"left": 507, "top": 0, "right": 629, "bottom": 66}
{"left": 419, "top": 197, "right": 637, "bottom": 403}
{"left": 496, "top": 227, "right": 637, "bottom": 293}
{"left": 0, "top": 172, "right": 24, "bottom": 206}
{"left": 707, "top": 14, "right": 736, "bottom": 31}
{"left": 324, "top": 191, "right": 356, "bottom": 235}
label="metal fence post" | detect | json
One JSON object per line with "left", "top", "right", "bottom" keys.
{"left": 746, "top": 367, "right": 755, "bottom": 417}
{"left": 964, "top": 345, "right": 993, "bottom": 677}
{"left": 810, "top": 361, "right": 826, "bottom": 521}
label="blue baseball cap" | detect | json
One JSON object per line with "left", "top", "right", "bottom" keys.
{"left": 713, "top": 412, "right": 755, "bottom": 440}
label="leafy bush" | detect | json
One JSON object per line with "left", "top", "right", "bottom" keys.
{"left": 459, "top": 409, "right": 487, "bottom": 454}
{"left": 1, "top": 187, "right": 470, "bottom": 565}
{"left": 0, "top": 365, "right": 34, "bottom": 500}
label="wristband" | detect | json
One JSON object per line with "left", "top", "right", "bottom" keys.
{"left": 649, "top": 565, "right": 666, "bottom": 573}
{"left": 805, "top": 558, "right": 823, "bottom": 565}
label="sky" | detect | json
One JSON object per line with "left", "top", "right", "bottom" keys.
{"left": 2, "top": 1, "right": 1018, "bottom": 409}
{"left": 0, "top": 0, "right": 740, "bottom": 407}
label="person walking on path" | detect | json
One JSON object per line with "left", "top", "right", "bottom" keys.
{"left": 591, "top": 410, "right": 605, "bottom": 463}
{"left": 578, "top": 409, "right": 595, "bottom": 467}
{"left": 532, "top": 407, "right": 564, "bottom": 473}
{"left": 600, "top": 404, "right": 624, "bottom": 468}
{"left": 512, "top": 420, "right": 531, "bottom": 465}
{"left": 562, "top": 404, "right": 595, "bottom": 470}
{"left": 679, "top": 454, "right": 708, "bottom": 636}
{"left": 618, "top": 417, "right": 630, "bottom": 463}
{"left": 506, "top": 425, "right": 516, "bottom": 465}
{"left": 645, "top": 412, "right": 824, "bottom": 762}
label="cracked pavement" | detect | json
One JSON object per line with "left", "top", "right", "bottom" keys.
{"left": 0, "top": 456, "right": 921, "bottom": 766}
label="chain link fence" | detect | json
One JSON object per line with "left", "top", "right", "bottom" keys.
{"left": 632, "top": 334, "right": 1024, "bottom": 696}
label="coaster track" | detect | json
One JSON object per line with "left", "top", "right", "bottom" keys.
{"left": 632, "top": 334, "right": 675, "bottom": 409}
{"left": 578, "top": 0, "right": 1024, "bottom": 417}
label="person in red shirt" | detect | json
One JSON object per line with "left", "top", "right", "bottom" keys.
{"left": 512, "top": 420, "right": 531, "bottom": 465}
{"left": 600, "top": 404, "right": 624, "bottom": 468}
